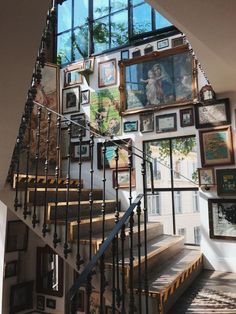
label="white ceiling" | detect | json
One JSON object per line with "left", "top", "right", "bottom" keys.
{"left": 146, "top": 0, "right": 236, "bottom": 94}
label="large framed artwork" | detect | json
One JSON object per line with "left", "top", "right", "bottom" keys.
{"left": 6, "top": 220, "right": 28, "bottom": 252}
{"left": 216, "top": 169, "right": 236, "bottom": 196}
{"left": 97, "top": 139, "right": 132, "bottom": 169}
{"left": 98, "top": 59, "right": 117, "bottom": 88}
{"left": 199, "top": 126, "right": 234, "bottom": 167}
{"left": 10, "top": 281, "right": 34, "bottom": 313}
{"left": 90, "top": 87, "right": 122, "bottom": 136}
{"left": 208, "top": 199, "right": 236, "bottom": 240}
{"left": 195, "top": 98, "right": 230, "bottom": 129}
{"left": 119, "top": 45, "right": 197, "bottom": 113}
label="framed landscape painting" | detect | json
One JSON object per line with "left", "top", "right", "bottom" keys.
{"left": 119, "top": 45, "right": 197, "bottom": 113}
{"left": 199, "top": 126, "right": 234, "bottom": 167}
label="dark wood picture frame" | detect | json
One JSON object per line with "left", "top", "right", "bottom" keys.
{"left": 62, "top": 86, "right": 80, "bottom": 114}
{"left": 71, "top": 141, "right": 91, "bottom": 162}
{"left": 120, "top": 50, "right": 129, "bottom": 60}
{"left": 46, "top": 298, "right": 56, "bottom": 309}
{"left": 6, "top": 220, "right": 28, "bottom": 252}
{"left": 216, "top": 168, "right": 236, "bottom": 196}
{"left": 10, "top": 281, "right": 34, "bottom": 313}
{"left": 199, "top": 126, "right": 234, "bottom": 167}
{"left": 180, "top": 107, "right": 194, "bottom": 127}
{"left": 97, "top": 139, "right": 132, "bottom": 169}
{"left": 140, "top": 113, "right": 154, "bottom": 133}
{"left": 70, "top": 113, "right": 86, "bottom": 138}
{"left": 198, "top": 168, "right": 215, "bottom": 187}
{"left": 112, "top": 168, "right": 135, "bottom": 188}
{"left": 208, "top": 199, "right": 236, "bottom": 240}
{"left": 81, "top": 89, "right": 90, "bottom": 105}
{"left": 195, "top": 98, "right": 230, "bottom": 129}
{"left": 156, "top": 113, "right": 177, "bottom": 133}
{"left": 64, "top": 68, "right": 83, "bottom": 87}
{"left": 5, "top": 260, "right": 18, "bottom": 278}
{"left": 36, "top": 295, "right": 45, "bottom": 311}
{"left": 123, "top": 121, "right": 138, "bottom": 132}
{"left": 119, "top": 45, "right": 197, "bottom": 114}
{"left": 98, "top": 59, "right": 117, "bottom": 88}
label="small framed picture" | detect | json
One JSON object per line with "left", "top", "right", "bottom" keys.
{"left": 132, "top": 49, "right": 141, "bottom": 58}
{"left": 140, "top": 113, "right": 154, "bottom": 133}
{"left": 60, "top": 127, "right": 70, "bottom": 159}
{"left": 172, "top": 36, "right": 186, "bottom": 48}
{"left": 62, "top": 87, "right": 80, "bottom": 114}
{"left": 112, "top": 168, "right": 135, "bottom": 188}
{"left": 180, "top": 108, "right": 194, "bottom": 127}
{"left": 70, "top": 113, "right": 86, "bottom": 138}
{"left": 6, "top": 220, "right": 28, "bottom": 252}
{"left": 123, "top": 121, "right": 138, "bottom": 132}
{"left": 98, "top": 59, "right": 117, "bottom": 88}
{"left": 120, "top": 50, "right": 129, "bottom": 60}
{"left": 36, "top": 295, "right": 45, "bottom": 311}
{"left": 5, "top": 260, "right": 18, "bottom": 278}
{"left": 84, "top": 57, "right": 95, "bottom": 73}
{"left": 81, "top": 90, "right": 90, "bottom": 105}
{"left": 64, "top": 69, "right": 83, "bottom": 87}
{"left": 216, "top": 168, "right": 236, "bottom": 196}
{"left": 144, "top": 44, "right": 154, "bottom": 55}
{"left": 208, "top": 199, "right": 236, "bottom": 240}
{"left": 157, "top": 38, "right": 169, "bottom": 50}
{"left": 198, "top": 168, "right": 215, "bottom": 187}
{"left": 46, "top": 298, "right": 56, "bottom": 309}
{"left": 71, "top": 141, "right": 91, "bottom": 162}
{"left": 156, "top": 113, "right": 177, "bottom": 133}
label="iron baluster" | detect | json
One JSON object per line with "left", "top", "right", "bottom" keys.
{"left": 64, "top": 123, "right": 72, "bottom": 258}
{"left": 128, "top": 142, "right": 133, "bottom": 206}
{"left": 120, "top": 224, "right": 126, "bottom": 314}
{"left": 136, "top": 201, "right": 142, "bottom": 313}
{"left": 128, "top": 210, "right": 135, "bottom": 314}
{"left": 89, "top": 134, "right": 94, "bottom": 261}
{"left": 53, "top": 116, "right": 61, "bottom": 248}
{"left": 14, "top": 137, "right": 21, "bottom": 211}
{"left": 42, "top": 110, "right": 51, "bottom": 236}
{"left": 112, "top": 237, "right": 116, "bottom": 314}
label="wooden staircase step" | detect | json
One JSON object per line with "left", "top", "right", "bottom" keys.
{"left": 13, "top": 173, "right": 82, "bottom": 189}
{"left": 27, "top": 188, "right": 103, "bottom": 205}
{"left": 47, "top": 200, "right": 119, "bottom": 222}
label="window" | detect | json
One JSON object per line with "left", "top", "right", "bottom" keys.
{"left": 56, "top": 0, "right": 174, "bottom": 64}
{"left": 194, "top": 226, "right": 201, "bottom": 245}
{"left": 193, "top": 191, "right": 199, "bottom": 212}
{"left": 147, "top": 193, "right": 160, "bottom": 215}
{"left": 178, "top": 228, "right": 186, "bottom": 241}
{"left": 174, "top": 191, "right": 182, "bottom": 214}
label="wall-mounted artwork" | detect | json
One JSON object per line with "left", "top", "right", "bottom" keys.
{"left": 208, "top": 199, "right": 236, "bottom": 240}
{"left": 70, "top": 113, "right": 86, "bottom": 138}
{"left": 5, "top": 260, "right": 18, "bottom": 278}
{"left": 180, "top": 107, "right": 194, "bottom": 127}
{"left": 64, "top": 68, "right": 83, "bottom": 87}
{"left": 10, "top": 281, "right": 34, "bottom": 313}
{"left": 199, "top": 126, "right": 234, "bottom": 167}
{"left": 156, "top": 113, "right": 177, "bottom": 133}
{"left": 140, "top": 113, "right": 154, "bottom": 133}
{"left": 81, "top": 90, "right": 90, "bottom": 105}
{"left": 216, "top": 169, "right": 236, "bottom": 196}
{"left": 157, "top": 38, "right": 169, "bottom": 50}
{"left": 112, "top": 168, "right": 135, "bottom": 188}
{"left": 90, "top": 87, "right": 121, "bottom": 136}
{"left": 71, "top": 141, "right": 91, "bottom": 162}
{"left": 119, "top": 46, "right": 197, "bottom": 113}
{"left": 62, "top": 87, "right": 80, "bottom": 114}
{"left": 123, "top": 121, "right": 138, "bottom": 132}
{"left": 198, "top": 168, "right": 215, "bottom": 187}
{"left": 6, "top": 220, "right": 28, "bottom": 252}
{"left": 98, "top": 59, "right": 117, "bottom": 88}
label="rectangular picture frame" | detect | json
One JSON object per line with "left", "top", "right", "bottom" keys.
{"left": 199, "top": 126, "right": 234, "bottom": 167}
{"left": 123, "top": 121, "right": 138, "bottom": 132}
{"left": 195, "top": 98, "right": 231, "bottom": 129}
{"left": 10, "top": 281, "right": 34, "bottom": 314}
{"left": 198, "top": 168, "right": 215, "bottom": 187}
{"left": 156, "top": 113, "right": 177, "bottom": 133}
{"left": 216, "top": 168, "right": 236, "bottom": 196}
{"left": 46, "top": 298, "right": 56, "bottom": 309}
{"left": 112, "top": 168, "right": 135, "bottom": 188}
{"left": 6, "top": 220, "right": 28, "bottom": 252}
{"left": 62, "top": 87, "right": 80, "bottom": 114}
{"left": 81, "top": 90, "right": 90, "bottom": 105}
{"left": 157, "top": 38, "right": 169, "bottom": 50}
{"left": 36, "top": 295, "right": 45, "bottom": 311}
{"left": 120, "top": 50, "right": 129, "bottom": 60}
{"left": 71, "top": 141, "right": 91, "bottom": 162}
{"left": 64, "top": 68, "right": 83, "bottom": 87}
{"left": 140, "top": 113, "right": 154, "bottom": 133}
{"left": 5, "top": 260, "right": 18, "bottom": 278}
{"left": 98, "top": 59, "right": 117, "bottom": 88}
{"left": 70, "top": 113, "right": 86, "bottom": 138}
{"left": 208, "top": 199, "right": 236, "bottom": 240}
{"left": 180, "top": 107, "right": 194, "bottom": 127}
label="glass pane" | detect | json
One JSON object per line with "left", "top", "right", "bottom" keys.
{"left": 93, "top": 17, "right": 109, "bottom": 54}
{"left": 144, "top": 139, "right": 171, "bottom": 189}
{"left": 73, "top": 26, "right": 89, "bottom": 60}
{"left": 57, "top": 0, "right": 72, "bottom": 33}
{"left": 111, "top": 0, "right": 127, "bottom": 13}
{"left": 132, "top": 0, "right": 144, "bottom": 6}
{"left": 111, "top": 10, "right": 128, "bottom": 48}
{"left": 132, "top": 3, "right": 152, "bottom": 35}
{"left": 155, "top": 11, "right": 172, "bottom": 30}
{"left": 172, "top": 137, "right": 198, "bottom": 188}
{"left": 74, "top": 0, "right": 88, "bottom": 27}
{"left": 93, "top": 0, "right": 109, "bottom": 19}
{"left": 175, "top": 191, "right": 201, "bottom": 244}
{"left": 57, "top": 32, "right": 72, "bottom": 64}
{"left": 148, "top": 191, "right": 173, "bottom": 235}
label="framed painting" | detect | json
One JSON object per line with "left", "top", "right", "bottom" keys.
{"left": 5, "top": 260, "right": 18, "bottom": 278}
{"left": 36, "top": 295, "right": 45, "bottom": 311}
{"left": 64, "top": 68, "right": 83, "bottom": 87}
{"left": 144, "top": 44, "right": 154, "bottom": 55}
{"left": 208, "top": 199, "right": 236, "bottom": 240}
{"left": 46, "top": 298, "right": 56, "bottom": 309}
{"left": 97, "top": 139, "right": 132, "bottom": 169}
{"left": 180, "top": 107, "right": 194, "bottom": 127}
{"left": 132, "top": 49, "right": 141, "bottom": 58}
{"left": 70, "top": 113, "right": 86, "bottom": 138}
{"left": 123, "top": 121, "right": 138, "bottom": 132}
{"left": 71, "top": 141, "right": 91, "bottom": 162}
{"left": 81, "top": 90, "right": 90, "bottom": 105}
{"left": 216, "top": 168, "right": 236, "bottom": 196}
{"left": 98, "top": 59, "right": 117, "bottom": 88}
{"left": 6, "top": 220, "right": 28, "bottom": 252}
{"left": 198, "top": 168, "right": 215, "bottom": 187}
{"left": 195, "top": 98, "right": 230, "bottom": 128}
{"left": 199, "top": 126, "right": 234, "bottom": 167}
{"left": 140, "top": 113, "right": 154, "bottom": 133}
{"left": 112, "top": 168, "right": 135, "bottom": 188}
{"left": 119, "top": 45, "right": 197, "bottom": 113}
{"left": 10, "top": 281, "right": 34, "bottom": 313}
{"left": 84, "top": 57, "right": 95, "bottom": 73}
{"left": 156, "top": 113, "right": 177, "bottom": 133}
{"left": 157, "top": 38, "right": 169, "bottom": 50}
{"left": 60, "top": 127, "right": 70, "bottom": 159}
{"left": 62, "top": 87, "right": 80, "bottom": 114}
{"left": 90, "top": 87, "right": 121, "bottom": 136}
{"left": 121, "top": 50, "right": 129, "bottom": 60}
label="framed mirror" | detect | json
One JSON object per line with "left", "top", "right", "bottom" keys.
{"left": 36, "top": 246, "right": 64, "bottom": 297}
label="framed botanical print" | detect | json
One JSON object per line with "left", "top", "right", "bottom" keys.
{"left": 62, "top": 87, "right": 80, "bottom": 114}
{"left": 195, "top": 98, "right": 230, "bottom": 128}
{"left": 208, "top": 199, "right": 236, "bottom": 240}
{"left": 216, "top": 169, "right": 236, "bottom": 196}
{"left": 112, "top": 168, "right": 135, "bottom": 188}
{"left": 140, "top": 113, "right": 154, "bottom": 133}
{"left": 199, "top": 126, "right": 234, "bottom": 167}
{"left": 98, "top": 59, "right": 117, "bottom": 88}
{"left": 180, "top": 107, "right": 194, "bottom": 127}
{"left": 198, "top": 168, "right": 215, "bottom": 187}
{"left": 156, "top": 113, "right": 177, "bottom": 133}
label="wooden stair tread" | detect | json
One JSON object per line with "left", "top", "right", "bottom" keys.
{"left": 70, "top": 212, "right": 123, "bottom": 225}
{"left": 135, "top": 248, "right": 202, "bottom": 293}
